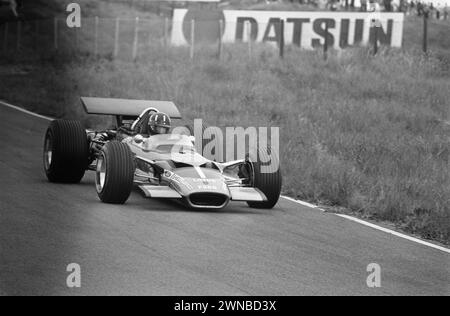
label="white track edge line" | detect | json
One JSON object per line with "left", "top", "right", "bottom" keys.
{"left": 337, "top": 214, "right": 450, "bottom": 254}
{"left": 281, "top": 195, "right": 325, "bottom": 211}
{"left": 2, "top": 101, "right": 449, "bottom": 254}
{"left": 281, "top": 195, "right": 450, "bottom": 254}
{"left": 0, "top": 100, "right": 53, "bottom": 121}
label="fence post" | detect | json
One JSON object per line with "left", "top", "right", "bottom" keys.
{"left": 3, "top": 23, "right": 8, "bottom": 53}
{"left": 423, "top": 13, "right": 428, "bottom": 54}
{"left": 247, "top": 21, "right": 252, "bottom": 59}
{"left": 54, "top": 18, "right": 58, "bottom": 50}
{"left": 94, "top": 16, "right": 99, "bottom": 57}
{"left": 114, "top": 18, "right": 120, "bottom": 59}
{"left": 218, "top": 19, "right": 223, "bottom": 60}
{"left": 190, "top": 19, "right": 195, "bottom": 61}
{"left": 373, "top": 25, "right": 379, "bottom": 55}
{"left": 74, "top": 26, "right": 78, "bottom": 52}
{"left": 16, "top": 20, "right": 21, "bottom": 51}
{"left": 132, "top": 17, "right": 139, "bottom": 62}
{"left": 164, "top": 17, "right": 169, "bottom": 49}
{"left": 279, "top": 19, "right": 285, "bottom": 59}
{"left": 35, "top": 20, "right": 39, "bottom": 50}
{"left": 323, "top": 22, "right": 329, "bottom": 60}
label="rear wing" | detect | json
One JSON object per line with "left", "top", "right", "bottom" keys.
{"left": 80, "top": 97, "right": 182, "bottom": 119}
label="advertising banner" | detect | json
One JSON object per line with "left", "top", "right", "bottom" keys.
{"left": 171, "top": 9, "right": 404, "bottom": 49}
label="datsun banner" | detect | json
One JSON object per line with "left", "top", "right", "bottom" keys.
{"left": 171, "top": 10, "right": 404, "bottom": 49}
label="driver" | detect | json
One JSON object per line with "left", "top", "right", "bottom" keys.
{"left": 148, "top": 112, "right": 171, "bottom": 135}
{"left": 132, "top": 108, "right": 171, "bottom": 137}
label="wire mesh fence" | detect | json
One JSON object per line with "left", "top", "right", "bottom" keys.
{"left": 0, "top": 16, "right": 449, "bottom": 62}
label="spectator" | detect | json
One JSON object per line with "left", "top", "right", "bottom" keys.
{"left": 417, "top": 1, "right": 424, "bottom": 16}
{"left": 384, "top": 0, "right": 393, "bottom": 11}
{"left": 368, "top": 0, "right": 381, "bottom": 12}
{"left": 429, "top": 3, "right": 435, "bottom": 18}
{"left": 423, "top": 3, "right": 430, "bottom": 18}
{"left": 361, "top": 0, "right": 368, "bottom": 11}
{"left": 408, "top": 0, "right": 416, "bottom": 15}
{"left": 328, "top": 0, "right": 339, "bottom": 10}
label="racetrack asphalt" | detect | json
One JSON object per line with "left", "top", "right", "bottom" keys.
{"left": 0, "top": 104, "right": 449, "bottom": 296}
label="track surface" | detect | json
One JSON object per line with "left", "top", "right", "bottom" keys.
{"left": 0, "top": 105, "right": 449, "bottom": 296}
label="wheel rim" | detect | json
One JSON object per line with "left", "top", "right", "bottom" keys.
{"left": 44, "top": 133, "right": 53, "bottom": 171}
{"left": 96, "top": 154, "right": 106, "bottom": 193}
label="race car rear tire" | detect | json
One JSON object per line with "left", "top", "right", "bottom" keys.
{"left": 96, "top": 141, "right": 135, "bottom": 204}
{"left": 43, "top": 120, "right": 89, "bottom": 183}
{"left": 246, "top": 150, "right": 282, "bottom": 209}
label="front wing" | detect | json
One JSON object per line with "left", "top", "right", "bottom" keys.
{"left": 138, "top": 185, "right": 267, "bottom": 202}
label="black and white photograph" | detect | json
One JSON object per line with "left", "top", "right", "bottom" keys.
{"left": 0, "top": 0, "right": 449, "bottom": 300}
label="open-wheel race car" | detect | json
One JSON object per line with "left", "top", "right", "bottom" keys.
{"left": 43, "top": 98, "right": 282, "bottom": 209}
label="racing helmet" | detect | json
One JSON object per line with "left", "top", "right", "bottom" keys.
{"left": 148, "top": 112, "right": 171, "bottom": 135}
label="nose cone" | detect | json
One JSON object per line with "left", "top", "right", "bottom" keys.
{"left": 184, "top": 177, "right": 229, "bottom": 195}
{"left": 171, "top": 167, "right": 231, "bottom": 209}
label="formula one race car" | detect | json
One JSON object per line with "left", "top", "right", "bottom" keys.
{"left": 43, "top": 98, "right": 282, "bottom": 209}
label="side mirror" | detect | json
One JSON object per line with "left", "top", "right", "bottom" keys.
{"left": 134, "top": 135, "right": 144, "bottom": 144}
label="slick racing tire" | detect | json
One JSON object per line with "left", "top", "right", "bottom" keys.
{"left": 95, "top": 141, "right": 135, "bottom": 204}
{"left": 43, "top": 120, "right": 89, "bottom": 183}
{"left": 246, "top": 150, "right": 282, "bottom": 209}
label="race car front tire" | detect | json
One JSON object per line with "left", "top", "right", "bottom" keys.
{"left": 43, "top": 120, "right": 89, "bottom": 183}
{"left": 246, "top": 150, "right": 282, "bottom": 209}
{"left": 95, "top": 141, "right": 135, "bottom": 204}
